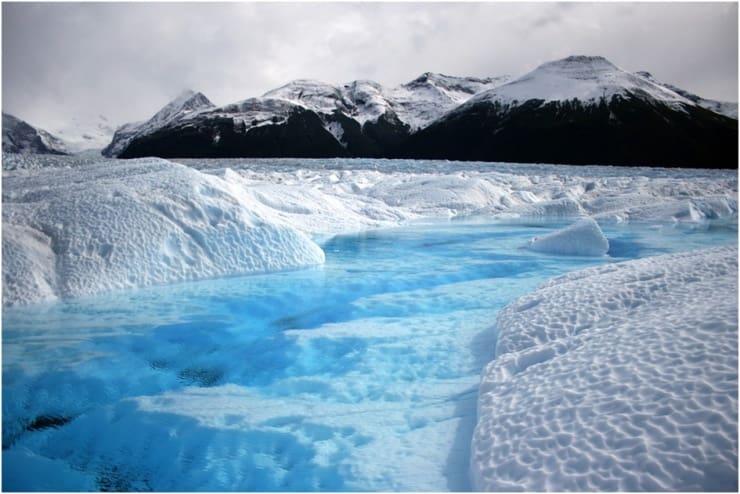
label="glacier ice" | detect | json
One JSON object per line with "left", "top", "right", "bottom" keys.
{"left": 525, "top": 217, "right": 609, "bottom": 256}
{"left": 2, "top": 155, "right": 737, "bottom": 305}
{"left": 2, "top": 158, "right": 325, "bottom": 305}
{"left": 1, "top": 155, "right": 737, "bottom": 491}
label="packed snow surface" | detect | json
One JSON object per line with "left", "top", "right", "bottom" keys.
{"left": 526, "top": 217, "right": 609, "bottom": 256}
{"left": 473, "top": 246, "right": 738, "bottom": 491}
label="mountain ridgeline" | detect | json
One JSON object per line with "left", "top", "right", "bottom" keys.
{"left": 7, "top": 56, "right": 738, "bottom": 168}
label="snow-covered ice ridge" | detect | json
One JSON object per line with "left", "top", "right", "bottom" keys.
{"left": 472, "top": 246, "right": 738, "bottom": 491}
{"left": 2, "top": 155, "right": 737, "bottom": 306}
{"left": 2, "top": 158, "right": 324, "bottom": 306}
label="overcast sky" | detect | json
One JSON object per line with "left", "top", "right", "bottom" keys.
{"left": 3, "top": 2, "right": 738, "bottom": 132}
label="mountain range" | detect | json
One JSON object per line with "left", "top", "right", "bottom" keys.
{"left": 3, "top": 56, "right": 737, "bottom": 168}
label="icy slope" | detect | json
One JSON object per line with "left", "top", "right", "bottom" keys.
{"left": 472, "top": 246, "right": 738, "bottom": 491}
{"left": 2, "top": 159, "right": 324, "bottom": 306}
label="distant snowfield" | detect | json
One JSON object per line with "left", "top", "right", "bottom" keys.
{"left": 3, "top": 155, "right": 736, "bottom": 306}
{"left": 2, "top": 155, "right": 738, "bottom": 490}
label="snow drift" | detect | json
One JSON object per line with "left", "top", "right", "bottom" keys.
{"left": 2, "top": 159, "right": 325, "bottom": 306}
{"left": 472, "top": 246, "right": 738, "bottom": 491}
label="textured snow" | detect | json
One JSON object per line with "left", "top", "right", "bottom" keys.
{"left": 204, "top": 160, "right": 736, "bottom": 235}
{"left": 472, "top": 246, "right": 738, "bottom": 491}
{"left": 2, "top": 158, "right": 325, "bottom": 306}
{"left": 526, "top": 217, "right": 609, "bottom": 256}
{"left": 465, "top": 55, "right": 694, "bottom": 110}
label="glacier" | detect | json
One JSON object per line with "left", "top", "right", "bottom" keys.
{"left": 2, "top": 154, "right": 737, "bottom": 491}
{"left": 3, "top": 154, "right": 737, "bottom": 306}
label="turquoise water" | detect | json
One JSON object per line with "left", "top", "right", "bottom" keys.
{"left": 2, "top": 219, "right": 736, "bottom": 491}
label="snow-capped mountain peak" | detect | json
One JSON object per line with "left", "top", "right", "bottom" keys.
{"left": 102, "top": 90, "right": 214, "bottom": 157}
{"left": 98, "top": 55, "right": 736, "bottom": 166}
{"left": 148, "top": 90, "right": 215, "bottom": 128}
{"left": 465, "top": 55, "right": 693, "bottom": 109}
{"left": 391, "top": 72, "right": 511, "bottom": 129}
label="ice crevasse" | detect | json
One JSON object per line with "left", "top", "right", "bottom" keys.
{"left": 2, "top": 158, "right": 326, "bottom": 306}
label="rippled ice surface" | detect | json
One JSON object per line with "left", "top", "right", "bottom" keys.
{"left": 2, "top": 220, "right": 736, "bottom": 491}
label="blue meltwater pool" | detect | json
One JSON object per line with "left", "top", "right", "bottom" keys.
{"left": 2, "top": 219, "right": 736, "bottom": 491}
